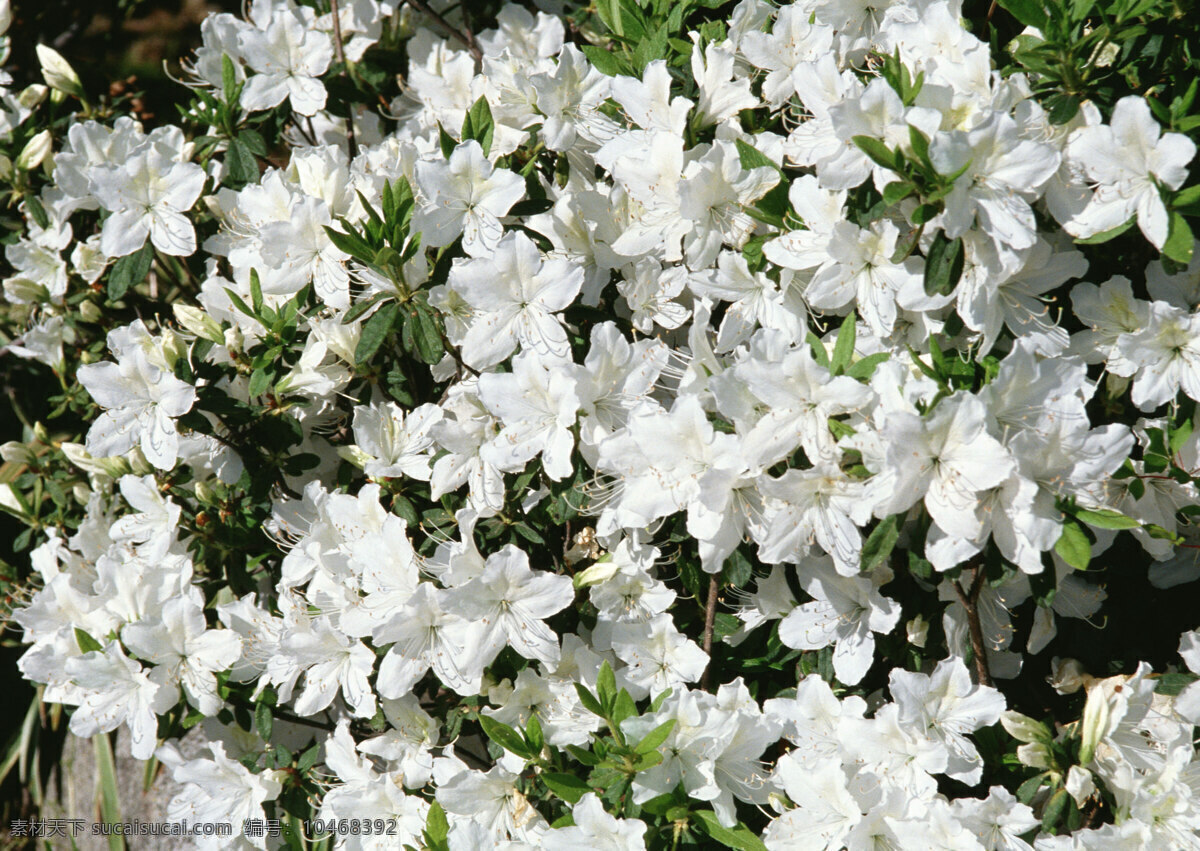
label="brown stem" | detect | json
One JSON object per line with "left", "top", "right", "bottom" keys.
{"left": 954, "top": 565, "right": 993, "bottom": 687}
{"left": 401, "top": 0, "right": 483, "bottom": 65}
{"left": 700, "top": 575, "right": 720, "bottom": 691}
{"left": 328, "top": 0, "right": 358, "bottom": 159}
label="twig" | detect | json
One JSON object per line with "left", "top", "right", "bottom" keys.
{"left": 700, "top": 575, "right": 720, "bottom": 690}
{"left": 328, "top": 0, "right": 359, "bottom": 159}
{"left": 401, "top": 0, "right": 483, "bottom": 65}
{"left": 953, "top": 564, "right": 993, "bottom": 687}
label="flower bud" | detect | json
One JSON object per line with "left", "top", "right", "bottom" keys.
{"left": 193, "top": 480, "right": 216, "bottom": 505}
{"left": 32, "top": 421, "right": 49, "bottom": 444}
{"left": 129, "top": 447, "right": 153, "bottom": 475}
{"left": 906, "top": 615, "right": 928, "bottom": 648}
{"left": 18, "top": 84, "right": 47, "bottom": 110}
{"left": 1048, "top": 657, "right": 1091, "bottom": 695}
{"left": 159, "top": 327, "right": 187, "bottom": 369}
{"left": 174, "top": 304, "right": 225, "bottom": 344}
{"left": 78, "top": 349, "right": 99, "bottom": 365}
{"left": 72, "top": 482, "right": 91, "bottom": 504}
{"left": 61, "top": 442, "right": 131, "bottom": 478}
{"left": 16, "top": 131, "right": 52, "bottom": 171}
{"left": 1065, "top": 765, "right": 1095, "bottom": 806}
{"left": 573, "top": 554, "right": 617, "bottom": 588}
{"left": 36, "top": 45, "right": 83, "bottom": 99}
{"left": 1016, "top": 742, "right": 1052, "bottom": 769}
{"left": 224, "top": 326, "right": 244, "bottom": 353}
{"left": 1078, "top": 683, "right": 1113, "bottom": 766}
{"left": 1001, "top": 710, "right": 1053, "bottom": 746}
{"left": 0, "top": 483, "right": 25, "bottom": 515}
{"left": 336, "top": 445, "right": 371, "bottom": 469}
{"left": 0, "top": 441, "right": 34, "bottom": 464}
{"left": 78, "top": 299, "right": 103, "bottom": 324}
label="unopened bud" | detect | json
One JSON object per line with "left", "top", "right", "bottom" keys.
{"left": 336, "top": 445, "right": 372, "bottom": 469}
{"left": 159, "top": 327, "right": 187, "bottom": 368}
{"left": 1001, "top": 710, "right": 1052, "bottom": 746}
{"left": 1016, "top": 742, "right": 1052, "bottom": 770}
{"left": 193, "top": 480, "right": 215, "bottom": 505}
{"left": 32, "top": 422, "right": 49, "bottom": 444}
{"left": 36, "top": 45, "right": 83, "bottom": 98}
{"left": 16, "top": 130, "right": 52, "bottom": 171}
{"left": 906, "top": 615, "right": 928, "bottom": 648}
{"left": 17, "top": 84, "right": 47, "bottom": 110}
{"left": 174, "top": 304, "right": 224, "bottom": 344}
{"left": 60, "top": 442, "right": 131, "bottom": 478}
{"left": 78, "top": 299, "right": 103, "bottom": 323}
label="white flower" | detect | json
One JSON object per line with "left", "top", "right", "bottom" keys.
{"left": 65, "top": 641, "right": 176, "bottom": 760}
{"left": 413, "top": 141, "right": 525, "bottom": 257}
{"left": 542, "top": 793, "right": 647, "bottom": 850}
{"left": 238, "top": 6, "right": 333, "bottom": 116}
{"left": 1065, "top": 96, "right": 1197, "bottom": 249}
{"left": 90, "top": 148, "right": 206, "bottom": 257}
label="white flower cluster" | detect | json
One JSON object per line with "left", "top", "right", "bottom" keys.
{"left": 4, "top": 0, "right": 1200, "bottom": 847}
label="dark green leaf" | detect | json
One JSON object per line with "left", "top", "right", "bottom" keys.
{"left": 107, "top": 240, "right": 154, "bottom": 301}
{"left": 852, "top": 135, "right": 899, "bottom": 171}
{"left": 461, "top": 96, "right": 495, "bottom": 157}
{"left": 75, "top": 627, "right": 104, "bottom": 654}
{"left": 255, "top": 701, "right": 273, "bottom": 742}
{"left": 831, "top": 311, "right": 857, "bottom": 375}
{"left": 541, "top": 772, "right": 591, "bottom": 803}
{"left": 478, "top": 715, "right": 532, "bottom": 759}
{"left": 691, "top": 810, "right": 769, "bottom": 851}
{"left": 1163, "top": 212, "right": 1195, "bottom": 264}
{"left": 634, "top": 719, "right": 676, "bottom": 754}
{"left": 862, "top": 515, "right": 901, "bottom": 572}
{"left": 924, "top": 230, "right": 965, "bottom": 297}
{"left": 354, "top": 300, "right": 400, "bottom": 364}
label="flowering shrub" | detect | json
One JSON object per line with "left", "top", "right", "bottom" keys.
{"left": 3, "top": 0, "right": 1200, "bottom": 847}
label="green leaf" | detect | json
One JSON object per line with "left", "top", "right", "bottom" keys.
{"left": 75, "top": 627, "right": 104, "bottom": 654}
{"left": 998, "top": 0, "right": 1048, "bottom": 28}
{"left": 423, "top": 801, "right": 450, "bottom": 851}
{"left": 221, "top": 53, "right": 238, "bottom": 106}
{"left": 881, "top": 180, "right": 915, "bottom": 207}
{"left": 24, "top": 194, "right": 50, "bottom": 230}
{"left": 94, "top": 734, "right": 126, "bottom": 851}
{"left": 924, "top": 230, "right": 965, "bottom": 297}
{"left": 596, "top": 661, "right": 617, "bottom": 711}
{"left": 634, "top": 719, "right": 676, "bottom": 754}
{"left": 735, "top": 139, "right": 781, "bottom": 173}
{"left": 1073, "top": 217, "right": 1135, "bottom": 244}
{"left": 846, "top": 352, "right": 890, "bottom": 381}
{"left": 612, "top": 688, "right": 638, "bottom": 725}
{"left": 1055, "top": 518, "right": 1091, "bottom": 570}
{"left": 580, "top": 44, "right": 629, "bottom": 77}
{"left": 1041, "top": 787, "right": 1070, "bottom": 832}
{"left": 408, "top": 300, "right": 446, "bottom": 365}
{"left": 852, "top": 135, "right": 899, "bottom": 171}
{"left": 807, "top": 331, "right": 831, "bottom": 368}
{"left": 541, "top": 772, "right": 592, "bottom": 804}
{"left": 830, "top": 311, "right": 857, "bottom": 375}
{"left": 255, "top": 701, "right": 274, "bottom": 742}
{"left": 461, "top": 96, "right": 495, "bottom": 157}
{"left": 354, "top": 300, "right": 399, "bottom": 364}
{"left": 343, "top": 293, "right": 388, "bottom": 325}
{"left": 248, "top": 366, "right": 272, "bottom": 398}
{"left": 1073, "top": 507, "right": 1141, "bottom": 530}
{"left": 1163, "top": 212, "right": 1195, "bottom": 264}
{"left": 574, "top": 684, "right": 606, "bottom": 719}
{"left": 691, "top": 810, "right": 769, "bottom": 851}
{"left": 525, "top": 714, "right": 544, "bottom": 753}
{"left": 861, "top": 515, "right": 901, "bottom": 572}
{"left": 108, "top": 240, "right": 154, "bottom": 301}
{"left": 478, "top": 715, "right": 532, "bottom": 759}
{"left": 226, "top": 137, "right": 260, "bottom": 185}
{"left": 1045, "top": 93, "right": 1081, "bottom": 125}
